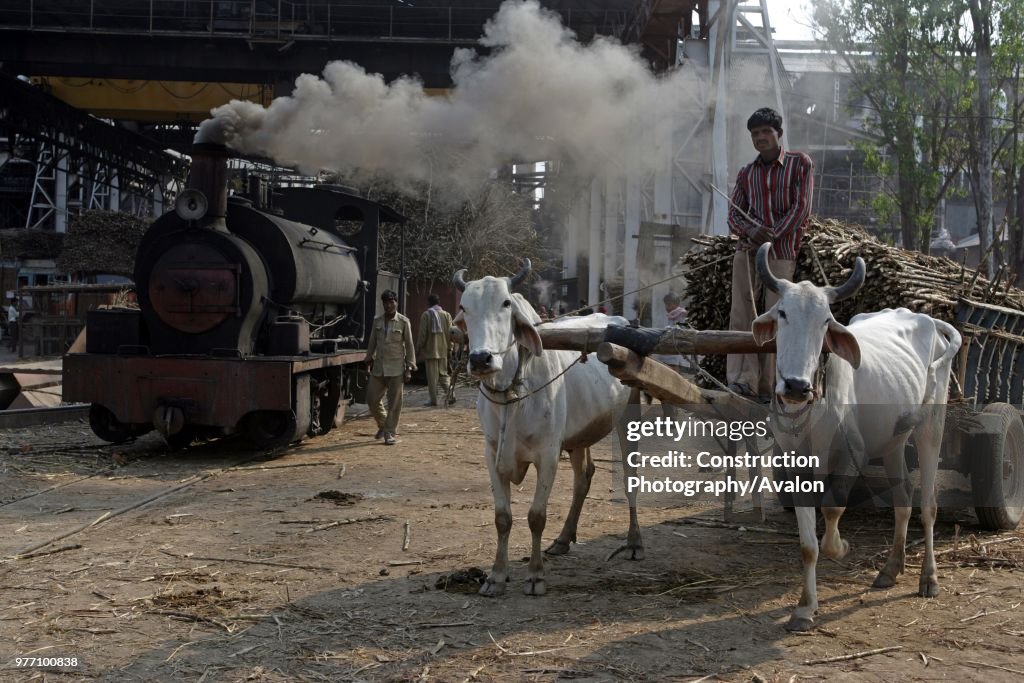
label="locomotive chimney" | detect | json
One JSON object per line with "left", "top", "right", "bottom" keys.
{"left": 187, "top": 142, "right": 230, "bottom": 231}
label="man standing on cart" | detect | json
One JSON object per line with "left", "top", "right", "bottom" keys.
{"left": 727, "top": 107, "right": 814, "bottom": 400}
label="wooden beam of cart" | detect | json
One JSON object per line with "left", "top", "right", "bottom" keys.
{"left": 593, "top": 342, "right": 755, "bottom": 409}
{"left": 536, "top": 325, "right": 776, "bottom": 356}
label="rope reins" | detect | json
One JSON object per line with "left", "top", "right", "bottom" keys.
{"left": 478, "top": 350, "right": 586, "bottom": 406}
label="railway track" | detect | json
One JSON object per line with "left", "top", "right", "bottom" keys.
{"left": 0, "top": 404, "right": 89, "bottom": 429}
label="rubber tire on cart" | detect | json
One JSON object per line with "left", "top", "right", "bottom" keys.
{"left": 972, "top": 402, "right": 1024, "bottom": 530}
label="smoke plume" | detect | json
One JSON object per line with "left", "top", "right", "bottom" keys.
{"left": 196, "top": 0, "right": 702, "bottom": 195}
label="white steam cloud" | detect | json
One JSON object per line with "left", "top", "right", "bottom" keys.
{"left": 196, "top": 0, "right": 703, "bottom": 193}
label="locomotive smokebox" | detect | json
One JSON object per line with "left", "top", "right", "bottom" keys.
{"left": 187, "top": 142, "right": 229, "bottom": 230}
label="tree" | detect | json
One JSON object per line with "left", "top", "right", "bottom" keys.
{"left": 962, "top": 0, "right": 996, "bottom": 274}
{"left": 361, "top": 179, "right": 552, "bottom": 287}
{"left": 813, "top": 0, "right": 970, "bottom": 251}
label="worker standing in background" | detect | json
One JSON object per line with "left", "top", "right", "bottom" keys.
{"left": 366, "top": 290, "right": 417, "bottom": 445}
{"left": 417, "top": 294, "right": 453, "bottom": 407}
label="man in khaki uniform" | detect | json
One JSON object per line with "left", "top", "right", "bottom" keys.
{"left": 417, "top": 294, "right": 453, "bottom": 407}
{"left": 365, "top": 290, "right": 416, "bottom": 445}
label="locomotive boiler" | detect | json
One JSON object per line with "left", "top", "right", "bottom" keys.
{"left": 63, "top": 142, "right": 406, "bottom": 449}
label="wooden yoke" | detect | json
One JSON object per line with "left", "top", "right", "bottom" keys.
{"left": 536, "top": 325, "right": 775, "bottom": 356}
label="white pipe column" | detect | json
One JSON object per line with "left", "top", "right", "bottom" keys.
{"left": 562, "top": 195, "right": 578, "bottom": 280}
{"left": 603, "top": 176, "right": 619, "bottom": 311}
{"left": 587, "top": 179, "right": 602, "bottom": 307}
{"left": 153, "top": 183, "right": 164, "bottom": 217}
{"left": 651, "top": 135, "right": 675, "bottom": 329}
{"left": 109, "top": 171, "right": 120, "bottom": 212}
{"left": 708, "top": 0, "right": 731, "bottom": 236}
{"left": 55, "top": 149, "right": 68, "bottom": 234}
{"left": 622, "top": 172, "right": 640, "bottom": 321}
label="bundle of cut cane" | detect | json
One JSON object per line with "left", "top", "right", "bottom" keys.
{"left": 682, "top": 216, "right": 1024, "bottom": 385}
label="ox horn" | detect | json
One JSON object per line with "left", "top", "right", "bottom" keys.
{"left": 509, "top": 258, "right": 532, "bottom": 288}
{"left": 755, "top": 243, "right": 784, "bottom": 293}
{"left": 453, "top": 268, "right": 468, "bottom": 292}
{"left": 826, "top": 257, "right": 866, "bottom": 303}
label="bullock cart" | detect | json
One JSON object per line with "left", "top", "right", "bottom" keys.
{"left": 537, "top": 301, "right": 1024, "bottom": 531}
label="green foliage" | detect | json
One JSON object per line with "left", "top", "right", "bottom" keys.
{"left": 813, "top": 0, "right": 971, "bottom": 250}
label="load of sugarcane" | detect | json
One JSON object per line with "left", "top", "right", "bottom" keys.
{"left": 681, "top": 216, "right": 1024, "bottom": 384}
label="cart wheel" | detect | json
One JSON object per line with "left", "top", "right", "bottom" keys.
{"left": 972, "top": 403, "right": 1024, "bottom": 530}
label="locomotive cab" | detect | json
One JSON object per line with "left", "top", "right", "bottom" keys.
{"left": 63, "top": 143, "right": 406, "bottom": 449}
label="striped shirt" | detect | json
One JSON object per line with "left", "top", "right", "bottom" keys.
{"left": 728, "top": 148, "right": 814, "bottom": 259}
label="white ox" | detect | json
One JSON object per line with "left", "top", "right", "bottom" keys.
{"left": 454, "top": 261, "right": 644, "bottom": 596}
{"left": 751, "top": 243, "right": 962, "bottom": 631}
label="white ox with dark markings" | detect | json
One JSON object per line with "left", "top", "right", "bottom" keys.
{"left": 454, "top": 261, "right": 644, "bottom": 596}
{"left": 751, "top": 243, "right": 962, "bottom": 631}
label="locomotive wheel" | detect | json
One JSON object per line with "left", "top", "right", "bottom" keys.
{"left": 165, "top": 427, "right": 200, "bottom": 450}
{"left": 89, "top": 404, "right": 144, "bottom": 444}
{"left": 243, "top": 410, "right": 299, "bottom": 450}
{"left": 972, "top": 403, "right": 1024, "bottom": 530}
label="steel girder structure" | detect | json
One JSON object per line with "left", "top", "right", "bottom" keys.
{"left": 557, "top": 0, "right": 787, "bottom": 323}
{"left": 0, "top": 72, "right": 187, "bottom": 231}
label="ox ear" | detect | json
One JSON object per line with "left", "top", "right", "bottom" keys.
{"left": 510, "top": 298, "right": 543, "bottom": 356}
{"left": 825, "top": 319, "right": 861, "bottom": 369}
{"left": 452, "top": 309, "right": 467, "bottom": 334}
{"left": 752, "top": 309, "right": 778, "bottom": 346}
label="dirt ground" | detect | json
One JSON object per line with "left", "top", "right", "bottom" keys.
{"left": 1, "top": 384, "right": 1022, "bottom": 683}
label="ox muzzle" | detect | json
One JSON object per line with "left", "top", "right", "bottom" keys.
{"left": 779, "top": 376, "right": 815, "bottom": 403}
{"left": 468, "top": 350, "right": 502, "bottom": 376}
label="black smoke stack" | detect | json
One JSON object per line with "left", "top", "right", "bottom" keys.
{"left": 188, "top": 142, "right": 229, "bottom": 231}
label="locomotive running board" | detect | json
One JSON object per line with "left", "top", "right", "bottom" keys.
{"left": 62, "top": 351, "right": 366, "bottom": 428}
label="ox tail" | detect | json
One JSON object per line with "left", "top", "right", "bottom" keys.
{"left": 924, "top": 320, "right": 963, "bottom": 403}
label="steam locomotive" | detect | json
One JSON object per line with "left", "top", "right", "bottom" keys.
{"left": 63, "top": 143, "right": 405, "bottom": 449}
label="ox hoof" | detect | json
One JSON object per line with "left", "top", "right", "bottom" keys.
{"left": 544, "top": 539, "right": 572, "bottom": 555}
{"left": 523, "top": 577, "right": 547, "bottom": 596}
{"left": 785, "top": 614, "right": 815, "bottom": 632}
{"left": 918, "top": 578, "right": 940, "bottom": 598}
{"left": 872, "top": 572, "right": 897, "bottom": 589}
{"left": 606, "top": 543, "right": 645, "bottom": 562}
{"left": 479, "top": 577, "right": 508, "bottom": 597}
